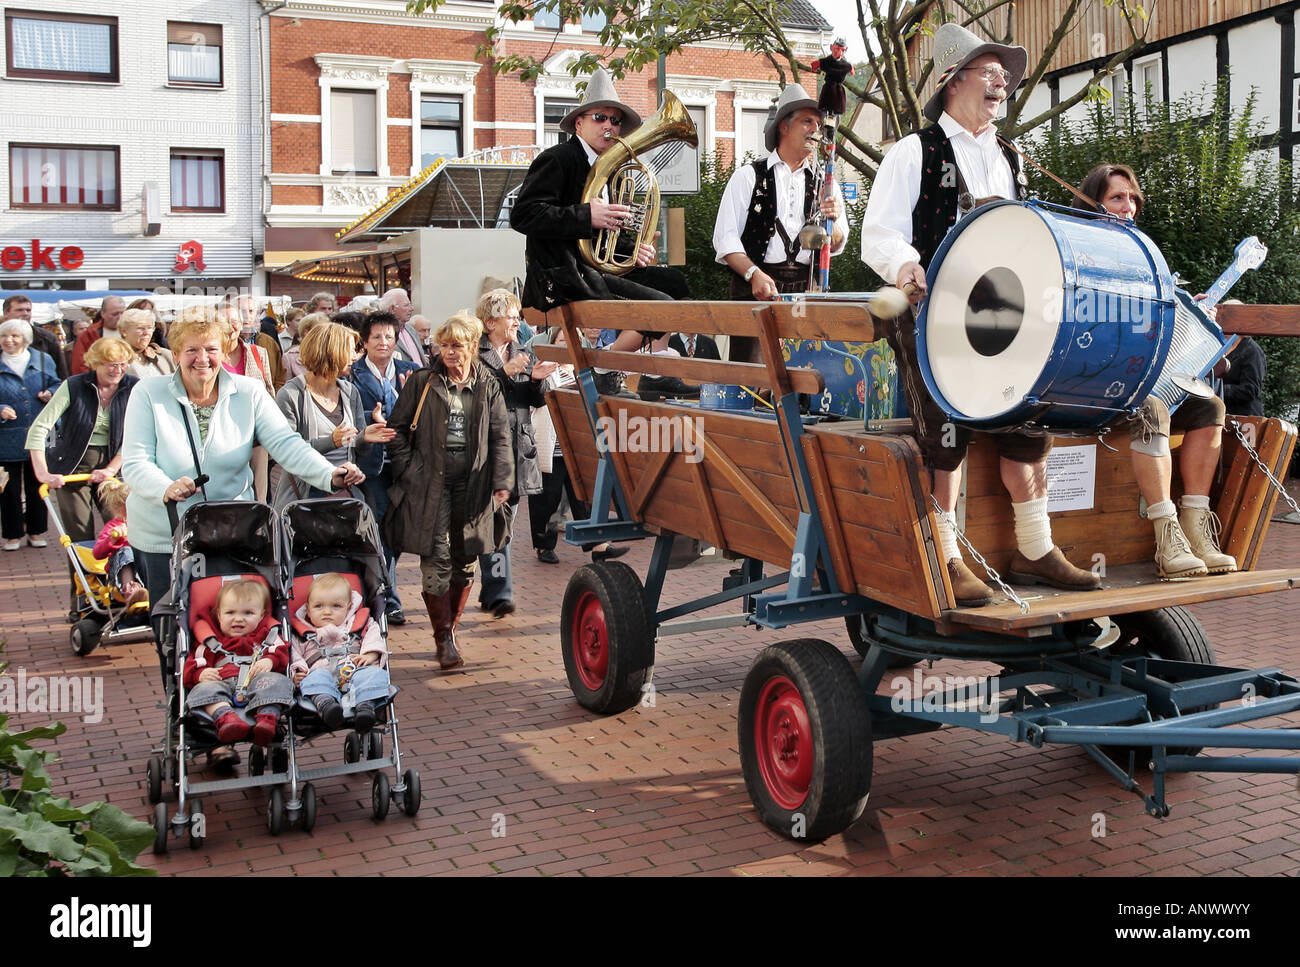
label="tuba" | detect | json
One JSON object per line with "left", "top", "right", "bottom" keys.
{"left": 578, "top": 90, "right": 698, "bottom": 275}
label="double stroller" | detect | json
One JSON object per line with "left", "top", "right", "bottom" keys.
{"left": 149, "top": 497, "right": 420, "bottom": 853}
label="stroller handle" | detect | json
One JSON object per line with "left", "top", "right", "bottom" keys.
{"left": 38, "top": 472, "right": 98, "bottom": 500}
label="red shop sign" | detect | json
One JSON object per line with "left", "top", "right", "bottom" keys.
{"left": 0, "top": 239, "right": 84, "bottom": 272}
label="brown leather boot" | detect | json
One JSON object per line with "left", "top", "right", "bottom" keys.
{"left": 947, "top": 558, "right": 993, "bottom": 608}
{"left": 1008, "top": 547, "right": 1102, "bottom": 591}
{"left": 440, "top": 581, "right": 472, "bottom": 670}
{"left": 421, "top": 590, "right": 457, "bottom": 668}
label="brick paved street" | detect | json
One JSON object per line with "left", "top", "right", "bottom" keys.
{"left": 3, "top": 502, "right": 1300, "bottom": 877}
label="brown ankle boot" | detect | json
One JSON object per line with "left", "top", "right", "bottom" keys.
{"left": 421, "top": 590, "right": 457, "bottom": 668}
{"left": 947, "top": 558, "right": 993, "bottom": 607}
{"left": 1008, "top": 547, "right": 1102, "bottom": 591}
{"left": 439, "top": 582, "right": 471, "bottom": 670}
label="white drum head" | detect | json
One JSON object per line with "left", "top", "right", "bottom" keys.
{"left": 926, "top": 205, "right": 1063, "bottom": 420}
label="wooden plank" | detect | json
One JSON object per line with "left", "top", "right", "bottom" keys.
{"left": 699, "top": 434, "right": 797, "bottom": 548}
{"left": 944, "top": 566, "right": 1300, "bottom": 633}
{"left": 559, "top": 298, "right": 883, "bottom": 343}
{"left": 1217, "top": 304, "right": 1300, "bottom": 337}
{"left": 801, "top": 434, "right": 857, "bottom": 593}
{"left": 755, "top": 304, "right": 796, "bottom": 399}
{"left": 688, "top": 456, "right": 724, "bottom": 549}
{"left": 1244, "top": 421, "right": 1297, "bottom": 569}
{"left": 595, "top": 398, "right": 638, "bottom": 520}
{"left": 629, "top": 445, "right": 677, "bottom": 517}
{"left": 571, "top": 349, "right": 826, "bottom": 395}
{"left": 548, "top": 390, "right": 590, "bottom": 504}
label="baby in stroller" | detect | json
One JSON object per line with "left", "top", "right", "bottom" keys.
{"left": 91, "top": 478, "right": 146, "bottom": 606}
{"left": 185, "top": 578, "right": 293, "bottom": 746}
{"left": 289, "top": 572, "right": 389, "bottom": 732}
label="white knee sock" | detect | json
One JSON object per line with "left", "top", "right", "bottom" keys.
{"left": 934, "top": 509, "right": 961, "bottom": 563}
{"left": 1147, "top": 499, "right": 1176, "bottom": 521}
{"left": 1012, "top": 497, "right": 1052, "bottom": 561}
{"left": 1179, "top": 494, "right": 1210, "bottom": 511}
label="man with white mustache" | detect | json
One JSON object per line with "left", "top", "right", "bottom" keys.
{"left": 860, "top": 22, "right": 1100, "bottom": 607}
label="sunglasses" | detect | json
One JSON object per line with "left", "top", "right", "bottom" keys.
{"left": 586, "top": 112, "right": 624, "bottom": 126}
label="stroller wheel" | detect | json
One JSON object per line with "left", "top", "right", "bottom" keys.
{"left": 70, "top": 618, "right": 102, "bottom": 657}
{"left": 267, "top": 786, "right": 286, "bottom": 836}
{"left": 271, "top": 746, "right": 289, "bottom": 775}
{"left": 371, "top": 771, "right": 391, "bottom": 821}
{"left": 153, "top": 802, "right": 169, "bottom": 854}
{"left": 248, "top": 746, "right": 265, "bottom": 777}
{"left": 343, "top": 732, "right": 360, "bottom": 764}
{"left": 146, "top": 757, "right": 163, "bottom": 804}
{"left": 188, "top": 798, "right": 205, "bottom": 850}
{"left": 365, "top": 731, "right": 383, "bottom": 761}
{"left": 300, "top": 783, "right": 317, "bottom": 833}
{"left": 401, "top": 770, "right": 422, "bottom": 817}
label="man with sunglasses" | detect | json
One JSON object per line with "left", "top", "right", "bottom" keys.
{"left": 860, "top": 22, "right": 1100, "bottom": 607}
{"left": 511, "top": 67, "right": 689, "bottom": 341}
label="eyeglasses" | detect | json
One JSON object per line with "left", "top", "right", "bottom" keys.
{"left": 961, "top": 65, "right": 1012, "bottom": 84}
{"left": 100, "top": 363, "right": 129, "bottom": 371}
{"left": 586, "top": 112, "right": 623, "bottom": 126}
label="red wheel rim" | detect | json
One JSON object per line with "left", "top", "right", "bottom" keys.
{"left": 753, "top": 675, "right": 813, "bottom": 811}
{"left": 571, "top": 590, "right": 609, "bottom": 691}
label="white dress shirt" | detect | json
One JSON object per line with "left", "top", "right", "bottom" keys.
{"left": 714, "top": 149, "right": 849, "bottom": 267}
{"left": 860, "top": 112, "right": 1017, "bottom": 286}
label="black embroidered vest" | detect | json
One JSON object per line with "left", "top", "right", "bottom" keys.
{"left": 910, "top": 125, "right": 1024, "bottom": 270}
{"left": 739, "top": 158, "right": 817, "bottom": 265}
{"left": 47, "top": 371, "right": 138, "bottom": 474}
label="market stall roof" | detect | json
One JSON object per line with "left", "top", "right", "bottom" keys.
{"left": 278, "top": 246, "right": 410, "bottom": 286}
{"left": 335, "top": 146, "right": 540, "bottom": 244}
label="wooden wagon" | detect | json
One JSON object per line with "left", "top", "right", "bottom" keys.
{"left": 532, "top": 298, "right": 1300, "bottom": 841}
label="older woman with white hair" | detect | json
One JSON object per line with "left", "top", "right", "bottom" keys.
{"left": 120, "top": 308, "right": 176, "bottom": 379}
{"left": 1, "top": 318, "right": 59, "bottom": 550}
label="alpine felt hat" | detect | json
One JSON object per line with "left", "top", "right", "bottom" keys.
{"left": 559, "top": 67, "right": 643, "bottom": 135}
{"left": 763, "top": 83, "right": 822, "bottom": 151}
{"left": 923, "top": 22, "right": 1027, "bottom": 123}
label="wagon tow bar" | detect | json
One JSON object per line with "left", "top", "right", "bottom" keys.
{"left": 1026, "top": 715, "right": 1173, "bottom": 817}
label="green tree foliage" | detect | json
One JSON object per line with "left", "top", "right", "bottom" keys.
{"left": 1025, "top": 86, "right": 1300, "bottom": 417}
{"left": 0, "top": 653, "right": 156, "bottom": 876}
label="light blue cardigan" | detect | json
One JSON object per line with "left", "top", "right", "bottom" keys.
{"left": 121, "top": 368, "right": 338, "bottom": 553}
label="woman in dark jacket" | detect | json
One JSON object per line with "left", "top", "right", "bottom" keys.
{"left": 0, "top": 319, "right": 60, "bottom": 550}
{"left": 472, "top": 289, "right": 557, "bottom": 617}
{"left": 383, "top": 312, "right": 513, "bottom": 671}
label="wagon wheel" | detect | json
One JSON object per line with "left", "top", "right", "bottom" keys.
{"left": 1111, "top": 606, "right": 1216, "bottom": 761}
{"left": 559, "top": 563, "right": 655, "bottom": 714}
{"left": 738, "top": 638, "right": 873, "bottom": 841}
{"left": 844, "top": 615, "right": 921, "bottom": 668}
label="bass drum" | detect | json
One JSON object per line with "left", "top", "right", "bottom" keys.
{"left": 916, "top": 201, "right": 1177, "bottom": 432}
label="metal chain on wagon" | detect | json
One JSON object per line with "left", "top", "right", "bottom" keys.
{"left": 1228, "top": 418, "right": 1300, "bottom": 518}
{"left": 930, "top": 495, "right": 1030, "bottom": 614}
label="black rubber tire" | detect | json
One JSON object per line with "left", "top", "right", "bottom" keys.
{"left": 188, "top": 798, "right": 204, "bottom": 850}
{"left": 844, "top": 615, "right": 921, "bottom": 669}
{"left": 402, "top": 769, "right": 421, "bottom": 817}
{"left": 1112, "top": 606, "right": 1216, "bottom": 760}
{"left": 267, "top": 786, "right": 285, "bottom": 837}
{"left": 152, "top": 802, "right": 169, "bottom": 855}
{"left": 343, "top": 733, "right": 360, "bottom": 764}
{"left": 738, "top": 638, "right": 873, "bottom": 842}
{"left": 371, "top": 772, "right": 391, "bottom": 821}
{"left": 560, "top": 562, "right": 655, "bottom": 714}
{"left": 300, "top": 783, "right": 317, "bottom": 833}
{"left": 71, "top": 618, "right": 102, "bottom": 657}
{"left": 271, "top": 747, "right": 289, "bottom": 775}
{"left": 146, "top": 757, "right": 163, "bottom": 804}
{"left": 247, "top": 746, "right": 265, "bottom": 777}
{"left": 366, "top": 731, "right": 383, "bottom": 761}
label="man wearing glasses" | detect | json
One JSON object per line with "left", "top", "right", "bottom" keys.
{"left": 511, "top": 67, "right": 689, "bottom": 321}
{"left": 860, "top": 22, "right": 1099, "bottom": 607}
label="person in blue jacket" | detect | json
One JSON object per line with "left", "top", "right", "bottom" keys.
{"left": 0, "top": 319, "right": 59, "bottom": 551}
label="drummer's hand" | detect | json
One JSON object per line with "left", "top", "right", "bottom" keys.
{"left": 750, "top": 270, "right": 779, "bottom": 301}
{"left": 332, "top": 463, "right": 365, "bottom": 489}
{"left": 89, "top": 467, "right": 114, "bottom": 485}
{"left": 0, "top": 405, "right": 16, "bottom": 421}
{"left": 897, "top": 263, "right": 927, "bottom": 303}
{"left": 164, "top": 476, "right": 199, "bottom": 501}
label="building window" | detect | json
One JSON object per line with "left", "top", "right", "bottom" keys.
{"left": 581, "top": 9, "right": 608, "bottom": 32}
{"left": 1133, "top": 55, "right": 1162, "bottom": 115}
{"left": 331, "top": 89, "right": 378, "bottom": 175}
{"left": 1104, "top": 68, "right": 1126, "bottom": 119}
{"left": 535, "top": 7, "right": 561, "bottom": 30}
{"left": 739, "top": 108, "right": 770, "bottom": 161}
{"left": 167, "top": 22, "right": 222, "bottom": 86}
{"left": 544, "top": 98, "right": 579, "bottom": 147}
{"left": 420, "top": 95, "right": 463, "bottom": 167}
{"left": 5, "top": 10, "right": 118, "bottom": 83}
{"left": 9, "top": 143, "right": 119, "bottom": 210}
{"left": 170, "top": 149, "right": 224, "bottom": 212}
{"left": 534, "top": 5, "right": 606, "bottom": 32}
